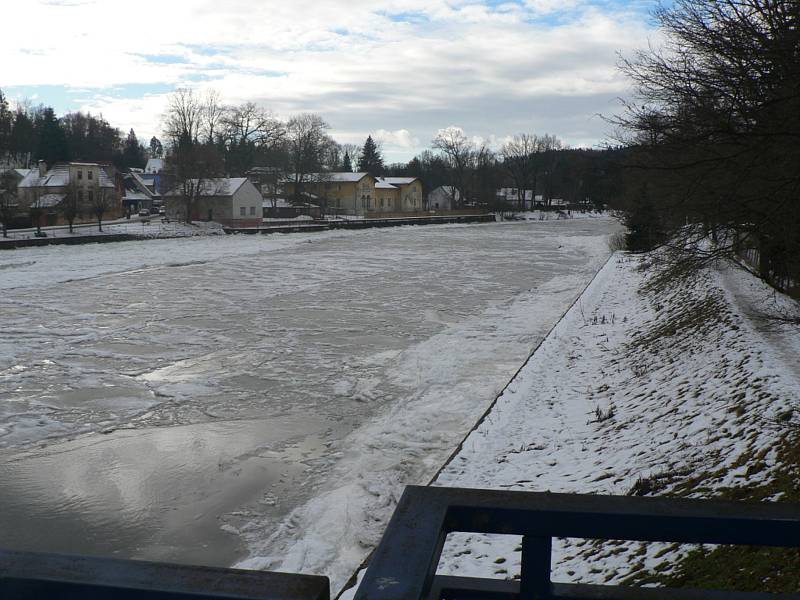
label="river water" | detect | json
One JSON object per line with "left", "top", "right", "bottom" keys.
{"left": 0, "top": 218, "right": 619, "bottom": 584}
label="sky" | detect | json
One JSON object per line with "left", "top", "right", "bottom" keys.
{"left": 1, "top": 0, "right": 664, "bottom": 163}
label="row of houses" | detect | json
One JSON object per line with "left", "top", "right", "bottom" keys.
{"left": 4, "top": 159, "right": 490, "bottom": 230}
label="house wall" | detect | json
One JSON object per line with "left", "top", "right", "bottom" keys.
{"left": 229, "top": 180, "right": 263, "bottom": 226}
{"left": 428, "top": 187, "right": 454, "bottom": 210}
{"left": 319, "top": 180, "right": 359, "bottom": 213}
{"left": 375, "top": 188, "right": 399, "bottom": 213}
{"left": 285, "top": 175, "right": 377, "bottom": 215}
{"left": 398, "top": 180, "right": 423, "bottom": 212}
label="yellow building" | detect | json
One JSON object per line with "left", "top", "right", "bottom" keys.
{"left": 283, "top": 173, "right": 423, "bottom": 216}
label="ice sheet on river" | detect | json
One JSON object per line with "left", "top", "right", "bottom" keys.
{"left": 0, "top": 219, "right": 618, "bottom": 590}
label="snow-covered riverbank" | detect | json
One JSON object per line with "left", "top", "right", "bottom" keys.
{"left": 340, "top": 252, "right": 800, "bottom": 597}
{"left": 430, "top": 253, "right": 800, "bottom": 587}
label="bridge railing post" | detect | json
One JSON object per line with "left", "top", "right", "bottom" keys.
{"left": 520, "top": 535, "right": 552, "bottom": 600}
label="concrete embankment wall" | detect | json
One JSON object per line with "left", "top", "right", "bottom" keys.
{"left": 0, "top": 234, "right": 139, "bottom": 250}
{"left": 224, "top": 214, "right": 497, "bottom": 235}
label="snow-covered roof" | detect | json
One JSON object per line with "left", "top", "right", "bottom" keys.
{"left": 375, "top": 181, "right": 398, "bottom": 190}
{"left": 31, "top": 193, "right": 65, "bottom": 208}
{"left": 123, "top": 172, "right": 154, "bottom": 200}
{"left": 18, "top": 163, "right": 114, "bottom": 189}
{"left": 145, "top": 158, "right": 164, "bottom": 174}
{"left": 280, "top": 172, "right": 371, "bottom": 184}
{"left": 165, "top": 178, "right": 249, "bottom": 197}
{"left": 380, "top": 177, "right": 418, "bottom": 185}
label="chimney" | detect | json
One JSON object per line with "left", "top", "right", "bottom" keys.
{"left": 38, "top": 160, "right": 47, "bottom": 177}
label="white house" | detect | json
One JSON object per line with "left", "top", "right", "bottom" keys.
{"left": 165, "top": 178, "right": 263, "bottom": 226}
{"left": 428, "top": 186, "right": 460, "bottom": 210}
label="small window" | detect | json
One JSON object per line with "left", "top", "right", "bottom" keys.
{"left": 240, "top": 207, "right": 246, "bottom": 216}
{"left": 250, "top": 206, "right": 255, "bottom": 216}
{"left": 88, "top": 190, "right": 94, "bottom": 202}
{"left": 78, "top": 190, "right": 83, "bottom": 201}
{"left": 337, "top": 184, "right": 341, "bottom": 191}
{"left": 88, "top": 171, "right": 93, "bottom": 180}
{"left": 77, "top": 170, "right": 83, "bottom": 180}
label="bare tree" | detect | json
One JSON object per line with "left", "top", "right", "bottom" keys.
{"left": 89, "top": 185, "right": 115, "bottom": 232}
{"left": 223, "top": 102, "right": 286, "bottom": 175}
{"left": 538, "top": 134, "right": 564, "bottom": 206}
{"left": 501, "top": 134, "right": 539, "bottom": 210}
{"left": 163, "top": 143, "right": 224, "bottom": 223}
{"left": 28, "top": 190, "right": 45, "bottom": 236}
{"left": 432, "top": 127, "right": 474, "bottom": 207}
{"left": 285, "top": 114, "right": 332, "bottom": 204}
{"left": 61, "top": 179, "right": 82, "bottom": 233}
{"left": 202, "top": 89, "right": 226, "bottom": 145}
{"left": 613, "top": 0, "right": 800, "bottom": 299}
{"left": 224, "top": 102, "right": 284, "bottom": 148}
{"left": 162, "top": 89, "right": 225, "bottom": 223}
{"left": 163, "top": 88, "right": 204, "bottom": 145}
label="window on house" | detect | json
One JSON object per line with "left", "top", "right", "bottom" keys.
{"left": 88, "top": 171, "right": 93, "bottom": 181}
{"left": 250, "top": 206, "right": 255, "bottom": 216}
{"left": 337, "top": 184, "right": 341, "bottom": 191}
{"left": 78, "top": 190, "right": 83, "bottom": 201}
{"left": 77, "top": 170, "right": 83, "bottom": 180}
{"left": 88, "top": 190, "right": 94, "bottom": 202}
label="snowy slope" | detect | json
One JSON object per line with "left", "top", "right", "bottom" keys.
{"left": 428, "top": 254, "right": 800, "bottom": 586}
{"left": 339, "top": 253, "right": 799, "bottom": 598}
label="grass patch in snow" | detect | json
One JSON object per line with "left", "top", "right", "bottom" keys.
{"left": 625, "top": 431, "right": 800, "bottom": 592}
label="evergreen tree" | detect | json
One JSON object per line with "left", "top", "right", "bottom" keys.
{"left": 342, "top": 150, "right": 352, "bottom": 172}
{"left": 357, "top": 135, "right": 384, "bottom": 175}
{"left": 35, "top": 107, "right": 69, "bottom": 165}
{"left": 121, "top": 129, "right": 146, "bottom": 169}
{"left": 0, "top": 89, "right": 12, "bottom": 159}
{"left": 9, "top": 108, "right": 34, "bottom": 165}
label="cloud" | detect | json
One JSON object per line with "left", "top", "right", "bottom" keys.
{"left": 373, "top": 129, "right": 419, "bottom": 149}
{"left": 2, "top": 0, "right": 658, "bottom": 159}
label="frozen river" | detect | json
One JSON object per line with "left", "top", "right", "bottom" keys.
{"left": 0, "top": 218, "right": 619, "bottom": 589}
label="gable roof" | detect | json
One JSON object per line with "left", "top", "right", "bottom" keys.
{"left": 18, "top": 163, "right": 114, "bottom": 189}
{"left": 379, "top": 177, "right": 419, "bottom": 186}
{"left": 280, "top": 172, "right": 373, "bottom": 184}
{"left": 375, "top": 181, "right": 398, "bottom": 190}
{"left": 122, "top": 172, "right": 154, "bottom": 201}
{"left": 165, "top": 177, "right": 250, "bottom": 197}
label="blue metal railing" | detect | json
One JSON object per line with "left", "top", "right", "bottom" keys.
{"left": 0, "top": 548, "right": 329, "bottom": 600}
{"left": 354, "top": 486, "right": 800, "bottom": 600}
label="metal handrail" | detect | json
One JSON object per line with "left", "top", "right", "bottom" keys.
{"left": 0, "top": 548, "right": 330, "bottom": 600}
{"left": 354, "top": 486, "right": 800, "bottom": 600}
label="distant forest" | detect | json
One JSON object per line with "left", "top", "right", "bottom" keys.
{"left": 0, "top": 91, "right": 150, "bottom": 171}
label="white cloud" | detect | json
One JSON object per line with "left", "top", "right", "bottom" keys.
{"left": 373, "top": 129, "right": 419, "bottom": 149}
{"left": 1, "top": 0, "right": 658, "bottom": 158}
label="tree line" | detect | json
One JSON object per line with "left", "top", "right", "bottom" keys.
{"left": 0, "top": 90, "right": 152, "bottom": 171}
{"left": 611, "top": 0, "right": 799, "bottom": 298}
